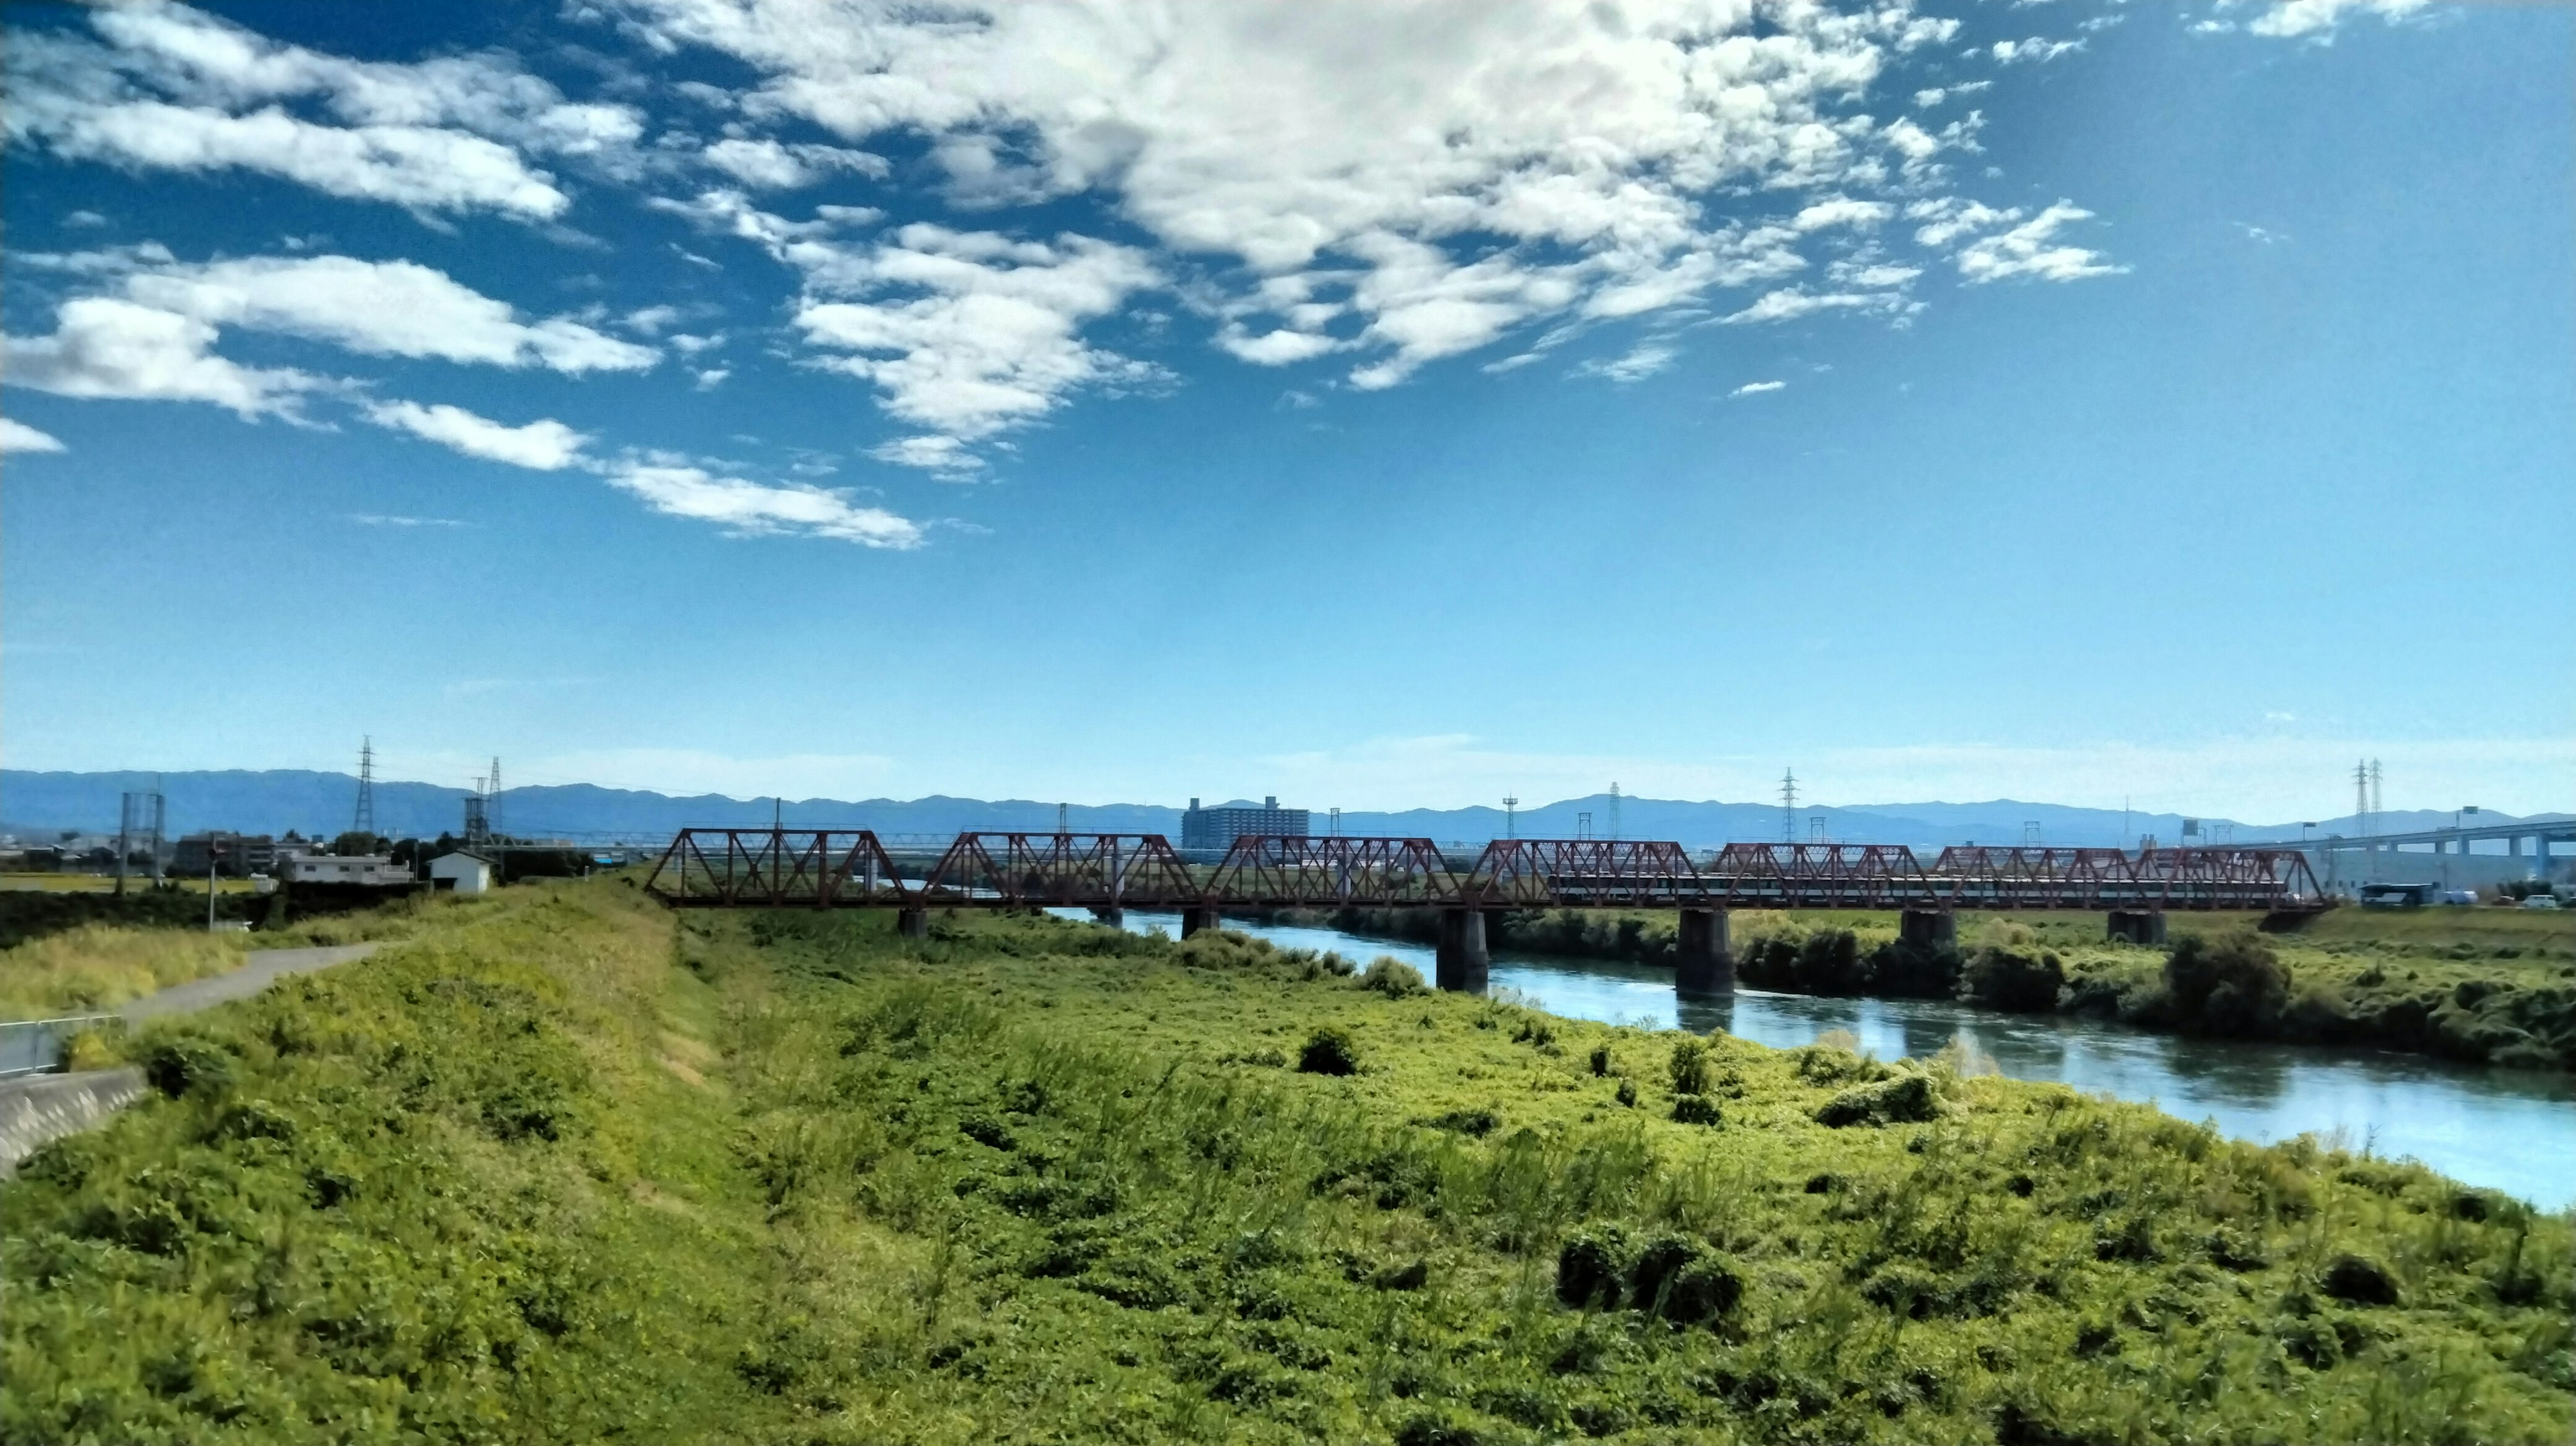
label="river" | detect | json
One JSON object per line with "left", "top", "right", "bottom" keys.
{"left": 1061, "top": 910, "right": 2576, "bottom": 1210}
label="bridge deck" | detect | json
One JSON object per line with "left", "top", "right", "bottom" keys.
{"left": 643, "top": 831, "right": 2328, "bottom": 914}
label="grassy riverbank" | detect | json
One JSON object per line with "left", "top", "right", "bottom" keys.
{"left": 5, "top": 877, "right": 2569, "bottom": 1443}
{"left": 1266, "top": 905, "right": 2576, "bottom": 1071}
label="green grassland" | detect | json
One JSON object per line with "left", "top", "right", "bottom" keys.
{"left": 4, "top": 879, "right": 2570, "bottom": 1444}
{"left": 1277, "top": 905, "right": 2576, "bottom": 1070}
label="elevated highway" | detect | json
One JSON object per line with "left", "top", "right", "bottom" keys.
{"left": 645, "top": 829, "right": 2326, "bottom": 993}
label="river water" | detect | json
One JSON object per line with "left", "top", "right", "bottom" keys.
{"left": 1063, "top": 911, "right": 2576, "bottom": 1210}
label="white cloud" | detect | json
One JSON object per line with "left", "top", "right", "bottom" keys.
{"left": 694, "top": 367, "right": 732, "bottom": 390}
{"left": 1913, "top": 80, "right": 1990, "bottom": 108}
{"left": 5, "top": 1, "right": 645, "bottom": 218}
{"left": 1990, "top": 37, "right": 2086, "bottom": 64}
{"left": 1793, "top": 197, "right": 1894, "bottom": 232}
{"left": 114, "top": 254, "right": 659, "bottom": 372}
{"left": 1, "top": 418, "right": 69, "bottom": 453}
{"left": 1719, "top": 288, "right": 1903, "bottom": 325}
{"left": 352, "top": 512, "right": 470, "bottom": 527}
{"left": 2237, "top": 0, "right": 2430, "bottom": 40}
{"left": 619, "top": 0, "right": 2102, "bottom": 409}
{"left": 364, "top": 400, "right": 590, "bottom": 470}
{"left": 604, "top": 460, "right": 924, "bottom": 547}
{"left": 4, "top": 296, "right": 321, "bottom": 417}
{"left": 1953, "top": 202, "right": 2126, "bottom": 283}
{"left": 700, "top": 136, "right": 889, "bottom": 189}
{"left": 1729, "top": 379, "right": 1786, "bottom": 397}
{"left": 788, "top": 224, "right": 1163, "bottom": 461}
{"left": 1572, "top": 340, "right": 1677, "bottom": 384}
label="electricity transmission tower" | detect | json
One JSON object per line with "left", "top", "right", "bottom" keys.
{"left": 1607, "top": 783, "right": 1621, "bottom": 842}
{"left": 1502, "top": 795, "right": 1518, "bottom": 840}
{"left": 353, "top": 736, "right": 377, "bottom": 839}
{"left": 1780, "top": 769, "right": 1799, "bottom": 844}
{"left": 115, "top": 786, "right": 165, "bottom": 896}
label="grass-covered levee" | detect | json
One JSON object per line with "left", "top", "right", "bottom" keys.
{"left": 4, "top": 877, "right": 2569, "bottom": 1444}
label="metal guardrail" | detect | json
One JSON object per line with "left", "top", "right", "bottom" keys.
{"left": 0, "top": 1014, "right": 122, "bottom": 1079}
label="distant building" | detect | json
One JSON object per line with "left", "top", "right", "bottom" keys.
{"left": 1181, "top": 795, "right": 1309, "bottom": 852}
{"left": 428, "top": 851, "right": 494, "bottom": 895}
{"left": 279, "top": 854, "right": 413, "bottom": 888}
{"left": 172, "top": 832, "right": 282, "bottom": 877}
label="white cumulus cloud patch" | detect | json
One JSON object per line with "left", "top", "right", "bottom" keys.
{"left": 0, "top": 418, "right": 70, "bottom": 453}
{"left": 117, "top": 255, "right": 659, "bottom": 372}
{"left": 5, "top": 0, "right": 646, "bottom": 218}
{"left": 606, "top": 461, "right": 923, "bottom": 548}
{"left": 616, "top": 0, "right": 2113, "bottom": 439}
{"left": 365, "top": 400, "right": 590, "bottom": 470}
{"left": 4, "top": 296, "right": 323, "bottom": 417}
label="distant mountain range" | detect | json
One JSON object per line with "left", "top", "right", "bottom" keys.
{"left": 7, "top": 769, "right": 2562, "bottom": 850}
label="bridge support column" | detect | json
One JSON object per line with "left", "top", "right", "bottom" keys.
{"left": 1898, "top": 910, "right": 1957, "bottom": 950}
{"left": 1436, "top": 909, "right": 1489, "bottom": 993}
{"left": 1676, "top": 907, "right": 1733, "bottom": 995}
{"left": 2106, "top": 910, "right": 2165, "bottom": 946}
{"left": 1090, "top": 906, "right": 1124, "bottom": 928}
{"left": 897, "top": 908, "right": 928, "bottom": 940}
{"left": 1181, "top": 907, "right": 1221, "bottom": 940}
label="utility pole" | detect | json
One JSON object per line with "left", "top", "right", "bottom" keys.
{"left": 1780, "top": 769, "right": 1799, "bottom": 844}
{"left": 1502, "top": 795, "right": 1518, "bottom": 840}
{"left": 207, "top": 840, "right": 221, "bottom": 932}
{"left": 488, "top": 757, "right": 504, "bottom": 842}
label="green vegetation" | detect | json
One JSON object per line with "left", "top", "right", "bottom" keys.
{"left": 1275, "top": 905, "right": 2576, "bottom": 1070}
{"left": 6, "top": 879, "right": 2570, "bottom": 1443}
{"left": 0, "top": 891, "right": 508, "bottom": 1019}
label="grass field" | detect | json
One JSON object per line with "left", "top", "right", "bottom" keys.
{"left": 4, "top": 877, "right": 2568, "bottom": 1444}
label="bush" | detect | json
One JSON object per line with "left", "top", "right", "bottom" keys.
{"left": 1961, "top": 946, "right": 2067, "bottom": 1013}
{"left": 1613, "top": 1078, "right": 1638, "bottom": 1109}
{"left": 1587, "top": 1043, "right": 1613, "bottom": 1076}
{"left": 1361, "top": 956, "right": 1427, "bottom": 997}
{"left": 2164, "top": 933, "right": 2291, "bottom": 1036}
{"left": 1668, "top": 1036, "right": 1710, "bottom": 1095}
{"left": 1670, "top": 1095, "right": 1721, "bottom": 1127}
{"left": 1813, "top": 1072, "right": 1939, "bottom": 1128}
{"left": 2322, "top": 1254, "right": 2399, "bottom": 1306}
{"left": 140, "top": 1032, "right": 235, "bottom": 1099}
{"left": 1298, "top": 1025, "right": 1362, "bottom": 1076}
{"left": 1556, "top": 1229, "right": 1628, "bottom": 1309}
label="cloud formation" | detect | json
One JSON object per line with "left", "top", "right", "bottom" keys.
{"left": 5, "top": 1, "right": 638, "bottom": 218}
{"left": 5, "top": 296, "right": 323, "bottom": 417}
{"left": 365, "top": 400, "right": 590, "bottom": 469}
{"left": 613, "top": 0, "right": 2114, "bottom": 451}
{"left": 1, "top": 418, "right": 68, "bottom": 453}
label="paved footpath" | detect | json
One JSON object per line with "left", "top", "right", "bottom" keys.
{"left": 1, "top": 942, "right": 383, "bottom": 1175}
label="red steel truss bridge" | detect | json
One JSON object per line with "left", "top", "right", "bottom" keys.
{"left": 643, "top": 830, "right": 2328, "bottom": 915}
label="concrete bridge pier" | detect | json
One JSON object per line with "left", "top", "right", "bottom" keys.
{"left": 1090, "top": 906, "right": 1124, "bottom": 928}
{"left": 1675, "top": 907, "right": 1733, "bottom": 994}
{"left": 1436, "top": 909, "right": 1489, "bottom": 992}
{"left": 2106, "top": 910, "right": 2166, "bottom": 946}
{"left": 897, "top": 908, "right": 928, "bottom": 940}
{"left": 1898, "top": 910, "right": 1957, "bottom": 950}
{"left": 1181, "top": 907, "right": 1222, "bottom": 939}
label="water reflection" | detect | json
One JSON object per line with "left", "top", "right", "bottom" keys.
{"left": 1065, "top": 909, "right": 2576, "bottom": 1209}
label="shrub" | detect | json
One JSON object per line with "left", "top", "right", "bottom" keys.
{"left": 1670, "top": 1095, "right": 1721, "bottom": 1127}
{"left": 1668, "top": 1036, "right": 1710, "bottom": 1095}
{"left": 2164, "top": 933, "right": 2291, "bottom": 1036}
{"left": 1361, "top": 956, "right": 1427, "bottom": 997}
{"left": 1613, "top": 1078, "right": 1638, "bottom": 1109}
{"left": 1587, "top": 1043, "right": 1612, "bottom": 1076}
{"left": 1813, "top": 1072, "right": 1939, "bottom": 1128}
{"left": 1426, "top": 1107, "right": 1500, "bottom": 1137}
{"left": 1870, "top": 940, "right": 1963, "bottom": 999}
{"left": 1298, "top": 1025, "right": 1361, "bottom": 1076}
{"left": 2321, "top": 1254, "right": 2399, "bottom": 1306}
{"left": 1556, "top": 1229, "right": 1628, "bottom": 1309}
{"left": 1961, "top": 946, "right": 2067, "bottom": 1013}
{"left": 1796, "top": 930, "right": 1870, "bottom": 995}
{"left": 140, "top": 1032, "right": 235, "bottom": 1100}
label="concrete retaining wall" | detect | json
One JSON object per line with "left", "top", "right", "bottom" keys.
{"left": 0, "top": 1067, "right": 148, "bottom": 1178}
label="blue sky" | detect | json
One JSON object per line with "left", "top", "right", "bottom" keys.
{"left": 3, "top": 0, "right": 2568, "bottom": 822}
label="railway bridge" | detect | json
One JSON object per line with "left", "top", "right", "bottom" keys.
{"left": 643, "top": 829, "right": 2327, "bottom": 993}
